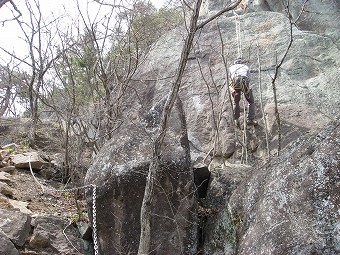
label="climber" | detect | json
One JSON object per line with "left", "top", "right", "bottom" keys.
{"left": 229, "top": 58, "right": 258, "bottom": 127}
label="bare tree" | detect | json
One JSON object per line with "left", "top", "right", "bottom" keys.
{"left": 5, "top": 0, "right": 63, "bottom": 146}
{"left": 271, "top": 0, "right": 308, "bottom": 155}
{"left": 256, "top": 43, "right": 270, "bottom": 158}
{"left": 0, "top": 65, "right": 13, "bottom": 116}
{"left": 138, "top": 0, "right": 242, "bottom": 253}
{"left": 0, "top": 62, "right": 26, "bottom": 117}
{"left": 32, "top": 0, "right": 181, "bottom": 182}
{"left": 0, "top": 0, "right": 22, "bottom": 24}
{"left": 138, "top": 1, "right": 204, "bottom": 252}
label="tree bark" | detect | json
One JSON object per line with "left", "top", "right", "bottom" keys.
{"left": 137, "top": 1, "right": 203, "bottom": 254}
{"left": 271, "top": 0, "right": 295, "bottom": 155}
{"left": 0, "top": 86, "right": 11, "bottom": 117}
{"left": 138, "top": 0, "right": 244, "bottom": 253}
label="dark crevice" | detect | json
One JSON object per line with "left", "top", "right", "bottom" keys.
{"left": 193, "top": 166, "right": 211, "bottom": 254}
{"left": 193, "top": 166, "right": 210, "bottom": 198}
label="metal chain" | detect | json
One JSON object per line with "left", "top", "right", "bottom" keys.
{"left": 91, "top": 184, "right": 99, "bottom": 255}
{"left": 28, "top": 155, "right": 99, "bottom": 255}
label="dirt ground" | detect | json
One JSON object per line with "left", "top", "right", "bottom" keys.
{"left": 0, "top": 117, "right": 89, "bottom": 221}
{"left": 1, "top": 167, "right": 89, "bottom": 221}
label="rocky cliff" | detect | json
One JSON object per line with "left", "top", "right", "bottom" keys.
{"left": 85, "top": 0, "right": 339, "bottom": 254}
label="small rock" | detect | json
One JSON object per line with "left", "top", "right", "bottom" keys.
{"left": 0, "top": 166, "right": 16, "bottom": 174}
{"left": 0, "top": 182, "right": 13, "bottom": 197}
{"left": 12, "top": 152, "right": 48, "bottom": 170}
{"left": 0, "top": 172, "right": 11, "bottom": 183}
{"left": 7, "top": 199, "right": 32, "bottom": 215}
{"left": 0, "top": 230, "right": 20, "bottom": 255}
{"left": 77, "top": 221, "right": 93, "bottom": 240}
{"left": 2, "top": 143, "right": 18, "bottom": 151}
{"left": 0, "top": 208, "right": 32, "bottom": 246}
{"left": 29, "top": 232, "right": 50, "bottom": 249}
{"left": 0, "top": 194, "right": 12, "bottom": 209}
{"left": 30, "top": 216, "right": 85, "bottom": 253}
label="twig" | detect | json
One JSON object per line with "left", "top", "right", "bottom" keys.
{"left": 196, "top": 0, "right": 242, "bottom": 30}
{"left": 0, "top": 0, "right": 22, "bottom": 24}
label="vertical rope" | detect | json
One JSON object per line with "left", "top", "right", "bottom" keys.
{"left": 233, "top": 10, "right": 242, "bottom": 59}
{"left": 233, "top": 10, "right": 249, "bottom": 164}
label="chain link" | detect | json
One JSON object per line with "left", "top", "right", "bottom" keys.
{"left": 91, "top": 184, "right": 99, "bottom": 255}
{"left": 28, "top": 155, "right": 99, "bottom": 255}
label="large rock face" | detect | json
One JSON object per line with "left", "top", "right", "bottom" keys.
{"left": 85, "top": 1, "right": 339, "bottom": 254}
{"left": 133, "top": 8, "right": 339, "bottom": 159}
{"left": 200, "top": 120, "right": 339, "bottom": 255}
{"left": 229, "top": 120, "right": 340, "bottom": 254}
{"left": 204, "top": 0, "right": 340, "bottom": 43}
{"left": 85, "top": 99, "right": 198, "bottom": 254}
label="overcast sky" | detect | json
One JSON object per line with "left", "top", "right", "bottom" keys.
{"left": 0, "top": 0, "right": 165, "bottom": 63}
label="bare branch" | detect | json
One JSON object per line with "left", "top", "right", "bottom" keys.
{"left": 271, "top": 0, "right": 297, "bottom": 155}
{"left": 138, "top": 1, "right": 203, "bottom": 253}
{"left": 92, "top": 0, "right": 133, "bottom": 11}
{"left": 0, "top": 0, "right": 10, "bottom": 8}
{"left": 181, "top": 0, "right": 193, "bottom": 11}
{"left": 0, "top": 0, "right": 22, "bottom": 24}
{"left": 196, "top": 0, "right": 242, "bottom": 30}
{"left": 0, "top": 46, "right": 33, "bottom": 68}
{"left": 293, "top": 0, "right": 309, "bottom": 24}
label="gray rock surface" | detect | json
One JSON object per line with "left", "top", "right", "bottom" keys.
{"left": 128, "top": 9, "right": 339, "bottom": 161}
{"left": 30, "top": 216, "right": 85, "bottom": 254}
{"left": 228, "top": 119, "right": 339, "bottom": 255}
{"left": 252, "top": 0, "right": 339, "bottom": 43}
{"left": 85, "top": 98, "right": 198, "bottom": 254}
{"left": 0, "top": 181, "right": 13, "bottom": 197}
{"left": 205, "top": 0, "right": 340, "bottom": 44}
{"left": 0, "top": 230, "right": 19, "bottom": 255}
{"left": 12, "top": 151, "right": 49, "bottom": 170}
{"left": 200, "top": 163, "right": 252, "bottom": 255}
{"left": 85, "top": 1, "right": 339, "bottom": 254}
{"left": 0, "top": 208, "right": 31, "bottom": 246}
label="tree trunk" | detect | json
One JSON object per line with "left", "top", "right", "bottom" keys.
{"left": 28, "top": 85, "right": 38, "bottom": 147}
{"left": 137, "top": 1, "right": 203, "bottom": 254}
{"left": 0, "top": 86, "right": 11, "bottom": 117}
